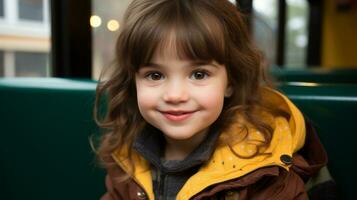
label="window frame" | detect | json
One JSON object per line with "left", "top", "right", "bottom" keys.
{"left": 0, "top": 0, "right": 4, "bottom": 18}
{"left": 51, "top": 0, "right": 92, "bottom": 78}
{"left": 248, "top": 0, "right": 323, "bottom": 67}
{"left": 0, "top": 50, "right": 4, "bottom": 76}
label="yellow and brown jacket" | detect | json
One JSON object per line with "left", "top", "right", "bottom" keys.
{"left": 100, "top": 88, "right": 336, "bottom": 200}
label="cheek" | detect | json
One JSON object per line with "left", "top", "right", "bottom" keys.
{"left": 136, "top": 83, "right": 158, "bottom": 112}
{"left": 201, "top": 92, "right": 225, "bottom": 109}
{"left": 194, "top": 85, "right": 226, "bottom": 111}
{"left": 197, "top": 69, "right": 229, "bottom": 110}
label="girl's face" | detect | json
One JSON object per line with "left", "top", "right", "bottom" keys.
{"left": 135, "top": 48, "right": 230, "bottom": 141}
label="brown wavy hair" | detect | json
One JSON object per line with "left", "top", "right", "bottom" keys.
{"left": 94, "top": 0, "right": 279, "bottom": 176}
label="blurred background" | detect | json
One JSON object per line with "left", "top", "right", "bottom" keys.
{"left": 0, "top": 0, "right": 356, "bottom": 79}
{"left": 1, "top": 1, "right": 356, "bottom": 199}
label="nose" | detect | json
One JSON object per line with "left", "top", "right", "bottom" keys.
{"left": 162, "top": 79, "right": 189, "bottom": 104}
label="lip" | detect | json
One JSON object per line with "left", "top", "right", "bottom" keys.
{"left": 160, "top": 110, "right": 196, "bottom": 122}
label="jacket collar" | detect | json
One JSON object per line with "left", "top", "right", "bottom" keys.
{"left": 133, "top": 125, "right": 221, "bottom": 173}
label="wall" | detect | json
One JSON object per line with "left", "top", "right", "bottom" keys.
{"left": 322, "top": 0, "right": 357, "bottom": 68}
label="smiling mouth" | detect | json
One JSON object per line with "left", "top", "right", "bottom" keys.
{"left": 160, "top": 111, "right": 196, "bottom": 122}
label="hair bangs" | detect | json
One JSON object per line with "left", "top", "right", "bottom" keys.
{"left": 174, "top": 6, "right": 227, "bottom": 64}
{"left": 126, "top": 0, "right": 227, "bottom": 69}
{"left": 158, "top": 14, "right": 226, "bottom": 64}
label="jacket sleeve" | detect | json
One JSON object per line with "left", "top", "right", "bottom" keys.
{"left": 305, "top": 166, "right": 337, "bottom": 200}
{"left": 292, "top": 118, "right": 337, "bottom": 200}
{"left": 100, "top": 174, "right": 123, "bottom": 200}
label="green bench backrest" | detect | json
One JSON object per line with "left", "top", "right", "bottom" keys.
{"left": 279, "top": 82, "right": 357, "bottom": 200}
{"left": 270, "top": 67, "right": 357, "bottom": 83}
{"left": 0, "top": 78, "right": 105, "bottom": 200}
{"left": 1, "top": 78, "right": 356, "bottom": 199}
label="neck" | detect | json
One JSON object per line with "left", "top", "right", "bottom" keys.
{"left": 164, "top": 129, "right": 209, "bottom": 160}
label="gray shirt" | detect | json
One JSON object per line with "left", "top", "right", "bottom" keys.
{"left": 133, "top": 125, "right": 220, "bottom": 200}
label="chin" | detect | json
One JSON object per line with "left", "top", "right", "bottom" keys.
{"left": 163, "top": 131, "right": 194, "bottom": 140}
{"left": 161, "top": 126, "right": 207, "bottom": 141}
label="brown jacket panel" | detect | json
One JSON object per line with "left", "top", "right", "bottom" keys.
{"left": 100, "top": 164, "right": 146, "bottom": 200}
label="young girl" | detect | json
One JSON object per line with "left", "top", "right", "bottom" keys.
{"left": 94, "top": 0, "right": 334, "bottom": 199}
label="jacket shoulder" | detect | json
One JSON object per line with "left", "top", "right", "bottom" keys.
{"left": 193, "top": 119, "right": 337, "bottom": 200}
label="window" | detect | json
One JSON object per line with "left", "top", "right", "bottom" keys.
{"left": 253, "top": 0, "right": 309, "bottom": 68}
{"left": 0, "top": 51, "right": 4, "bottom": 76}
{"left": 91, "top": 0, "right": 132, "bottom": 79}
{"left": 0, "top": 0, "right": 51, "bottom": 77}
{"left": 15, "top": 52, "right": 49, "bottom": 77}
{"left": 285, "top": 0, "right": 308, "bottom": 68}
{"left": 0, "top": 0, "right": 4, "bottom": 17}
{"left": 253, "top": 0, "right": 278, "bottom": 66}
{"left": 19, "top": 0, "right": 44, "bottom": 22}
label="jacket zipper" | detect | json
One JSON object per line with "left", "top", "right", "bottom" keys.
{"left": 157, "top": 170, "right": 166, "bottom": 200}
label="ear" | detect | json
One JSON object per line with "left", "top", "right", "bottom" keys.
{"left": 224, "top": 86, "right": 233, "bottom": 98}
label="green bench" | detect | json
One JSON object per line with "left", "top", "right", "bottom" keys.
{"left": 270, "top": 66, "right": 357, "bottom": 84}
{"left": 0, "top": 78, "right": 105, "bottom": 200}
{"left": 278, "top": 82, "right": 357, "bottom": 200}
{"left": 1, "top": 78, "right": 356, "bottom": 199}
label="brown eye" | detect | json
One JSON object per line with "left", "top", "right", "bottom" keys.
{"left": 147, "top": 72, "right": 164, "bottom": 81}
{"left": 191, "top": 71, "right": 209, "bottom": 80}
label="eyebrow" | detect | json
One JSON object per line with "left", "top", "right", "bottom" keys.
{"left": 142, "top": 60, "right": 218, "bottom": 68}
